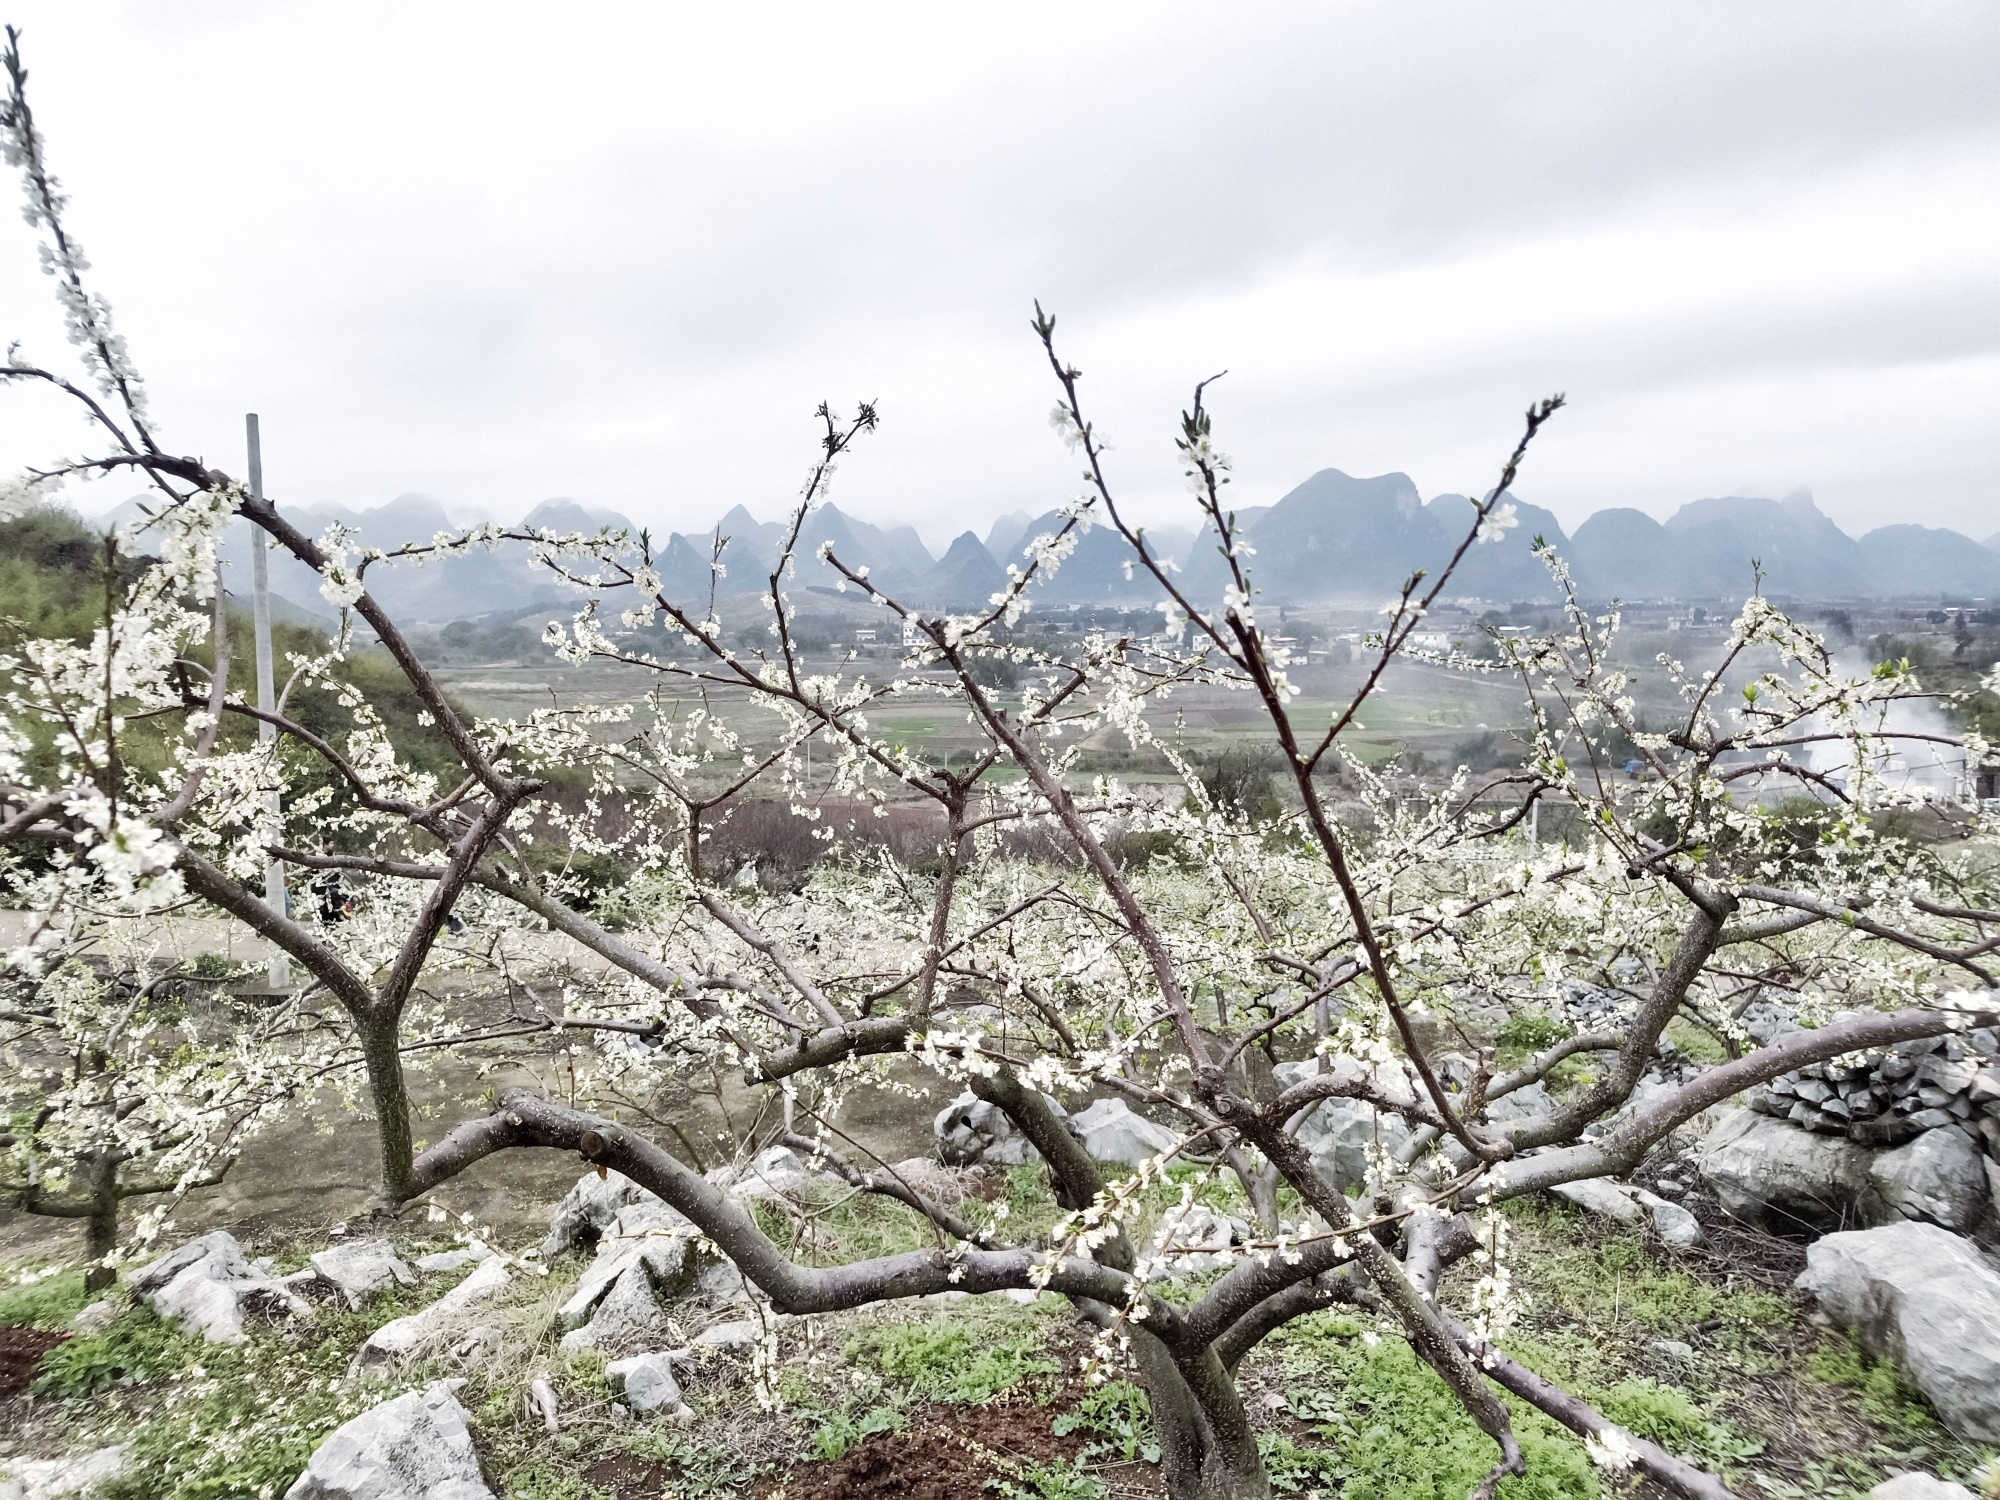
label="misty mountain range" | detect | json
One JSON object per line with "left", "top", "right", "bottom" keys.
{"left": 108, "top": 473, "right": 2000, "bottom": 627}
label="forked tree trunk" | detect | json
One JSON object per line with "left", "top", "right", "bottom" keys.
{"left": 1127, "top": 1328, "right": 1270, "bottom": 1500}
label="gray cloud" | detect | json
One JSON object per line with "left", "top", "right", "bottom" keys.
{"left": 0, "top": 1, "right": 1993, "bottom": 547}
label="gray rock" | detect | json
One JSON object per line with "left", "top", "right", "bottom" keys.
{"left": 690, "top": 1255, "right": 762, "bottom": 1309}
{"left": 1483, "top": 1080, "right": 1555, "bottom": 1125}
{"left": 540, "top": 1170, "right": 658, "bottom": 1260}
{"left": 1142, "top": 1205, "right": 1250, "bottom": 1278}
{"left": 605, "top": 1350, "right": 694, "bottom": 1416}
{"left": 712, "top": 1145, "right": 837, "bottom": 1201}
{"left": 1277, "top": 1076, "right": 1414, "bottom": 1193}
{"left": 1070, "top": 1098, "right": 1180, "bottom": 1167}
{"left": 415, "top": 1242, "right": 495, "bottom": 1274}
{"left": 557, "top": 1227, "right": 694, "bottom": 1330}
{"left": 357, "top": 1258, "right": 511, "bottom": 1367}
{"left": 1549, "top": 1177, "right": 1704, "bottom": 1246}
{"left": 691, "top": 1317, "right": 762, "bottom": 1352}
{"left": 283, "top": 1381, "right": 494, "bottom": 1500}
{"left": 934, "top": 1090, "right": 1072, "bottom": 1167}
{"left": 69, "top": 1300, "right": 117, "bottom": 1334}
{"left": 1648, "top": 1339, "right": 1695, "bottom": 1363}
{"left": 527, "top": 1377, "right": 559, "bottom": 1433}
{"left": 559, "top": 1261, "right": 672, "bottom": 1356}
{"left": 1551, "top": 1177, "right": 1643, "bottom": 1223}
{"left": 310, "top": 1239, "right": 417, "bottom": 1309}
{"left": 1798, "top": 1221, "right": 2000, "bottom": 1442}
{"left": 1869, "top": 1474, "right": 1976, "bottom": 1500}
{"left": 1864, "top": 1129, "right": 1993, "bottom": 1233}
{"left": 1633, "top": 1188, "right": 1705, "bottom": 1247}
{"left": 1696, "top": 1111, "right": 1870, "bottom": 1233}
{"left": 130, "top": 1231, "right": 311, "bottom": 1343}
{"left": 0, "top": 1444, "right": 126, "bottom": 1500}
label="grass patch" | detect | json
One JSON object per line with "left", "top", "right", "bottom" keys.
{"left": 1806, "top": 1333, "right": 1940, "bottom": 1433}
{"left": 1262, "top": 1327, "right": 1599, "bottom": 1499}
{"left": 0, "top": 1267, "right": 92, "bottom": 1328}
{"left": 847, "top": 1319, "right": 1057, "bottom": 1403}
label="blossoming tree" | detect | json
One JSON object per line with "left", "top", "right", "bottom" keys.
{"left": 3, "top": 30, "right": 1998, "bottom": 1500}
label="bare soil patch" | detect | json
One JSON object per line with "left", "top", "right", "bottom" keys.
{"left": 0, "top": 1325, "right": 66, "bottom": 1404}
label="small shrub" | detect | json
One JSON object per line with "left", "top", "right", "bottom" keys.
{"left": 1496, "top": 1013, "right": 1571, "bottom": 1056}
{"left": 615, "top": 1430, "right": 764, "bottom": 1495}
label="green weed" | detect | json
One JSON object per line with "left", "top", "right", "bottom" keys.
{"left": 32, "top": 1303, "right": 178, "bottom": 1397}
{"left": 0, "top": 1267, "right": 91, "bottom": 1327}
{"left": 846, "top": 1319, "right": 1056, "bottom": 1404}
{"left": 1257, "top": 1431, "right": 1346, "bottom": 1497}
{"left": 809, "top": 1401, "right": 907, "bottom": 1461}
{"left": 1266, "top": 1329, "right": 1598, "bottom": 1499}
{"left": 1597, "top": 1377, "right": 1762, "bottom": 1467}
{"left": 1053, "top": 1380, "right": 1157, "bottom": 1464}
{"left": 615, "top": 1430, "right": 764, "bottom": 1496}
{"left": 1808, "top": 1334, "right": 1938, "bottom": 1432}
{"left": 988, "top": 1455, "right": 1108, "bottom": 1500}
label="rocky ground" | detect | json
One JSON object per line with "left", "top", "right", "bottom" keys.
{"left": 2, "top": 1106, "right": 1998, "bottom": 1500}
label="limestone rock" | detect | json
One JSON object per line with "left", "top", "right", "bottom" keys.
{"left": 0, "top": 1444, "right": 126, "bottom": 1500}
{"left": 1633, "top": 1188, "right": 1705, "bottom": 1248}
{"left": 1484, "top": 1080, "right": 1555, "bottom": 1125}
{"left": 1296, "top": 1098, "right": 1413, "bottom": 1194}
{"left": 684, "top": 1251, "right": 772, "bottom": 1311}
{"left": 1798, "top": 1221, "right": 2000, "bottom": 1442}
{"left": 1551, "top": 1177, "right": 1643, "bottom": 1223}
{"left": 69, "top": 1300, "right": 116, "bottom": 1334}
{"left": 1549, "top": 1176, "right": 1704, "bottom": 1246}
{"left": 357, "top": 1258, "right": 511, "bottom": 1367}
{"left": 691, "top": 1317, "right": 762, "bottom": 1352}
{"left": 416, "top": 1242, "right": 495, "bottom": 1275}
{"left": 556, "top": 1224, "right": 694, "bottom": 1330}
{"left": 1070, "top": 1098, "right": 1180, "bottom": 1167}
{"left": 559, "top": 1261, "right": 673, "bottom": 1356}
{"left": 283, "top": 1381, "right": 494, "bottom": 1500}
{"left": 130, "top": 1231, "right": 311, "bottom": 1343}
{"left": 712, "top": 1145, "right": 837, "bottom": 1201}
{"left": 1695, "top": 1110, "right": 1870, "bottom": 1233}
{"left": 540, "top": 1170, "right": 658, "bottom": 1260}
{"left": 1869, "top": 1474, "right": 1976, "bottom": 1499}
{"left": 1863, "top": 1129, "right": 1992, "bottom": 1233}
{"left": 605, "top": 1350, "right": 694, "bottom": 1416}
{"left": 310, "top": 1239, "right": 417, "bottom": 1309}
{"left": 1143, "top": 1204, "right": 1250, "bottom": 1278}
{"left": 934, "top": 1091, "right": 1073, "bottom": 1167}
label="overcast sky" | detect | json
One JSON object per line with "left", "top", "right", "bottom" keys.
{"left": 1, "top": 2, "right": 1995, "bottom": 548}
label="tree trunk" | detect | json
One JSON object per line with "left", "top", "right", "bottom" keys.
{"left": 1128, "top": 1328, "right": 1270, "bottom": 1500}
{"left": 357, "top": 1011, "right": 416, "bottom": 1203}
{"left": 84, "top": 1152, "right": 119, "bottom": 1274}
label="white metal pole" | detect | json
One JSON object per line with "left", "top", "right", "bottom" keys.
{"left": 246, "top": 414, "right": 289, "bottom": 989}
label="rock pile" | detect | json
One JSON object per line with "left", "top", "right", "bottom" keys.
{"left": 1752, "top": 1029, "right": 2000, "bottom": 1160}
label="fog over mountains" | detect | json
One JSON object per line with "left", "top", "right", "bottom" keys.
{"left": 114, "top": 471, "right": 2000, "bottom": 626}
